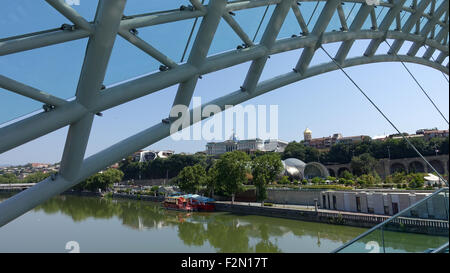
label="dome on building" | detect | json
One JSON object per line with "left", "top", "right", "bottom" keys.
{"left": 281, "top": 158, "right": 307, "bottom": 179}
{"left": 303, "top": 128, "right": 312, "bottom": 141}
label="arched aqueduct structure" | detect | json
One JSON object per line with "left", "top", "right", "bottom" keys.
{"left": 326, "top": 154, "right": 449, "bottom": 177}
{"left": 0, "top": 0, "right": 448, "bottom": 226}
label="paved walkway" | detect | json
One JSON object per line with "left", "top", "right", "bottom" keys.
{"left": 215, "top": 201, "right": 388, "bottom": 217}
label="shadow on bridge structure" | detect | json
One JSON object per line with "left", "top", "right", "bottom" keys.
{"left": 0, "top": 0, "right": 448, "bottom": 236}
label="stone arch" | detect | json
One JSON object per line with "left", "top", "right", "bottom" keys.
{"left": 390, "top": 162, "right": 406, "bottom": 174}
{"left": 408, "top": 161, "right": 425, "bottom": 173}
{"left": 304, "top": 162, "right": 330, "bottom": 179}
{"left": 327, "top": 168, "right": 336, "bottom": 177}
{"left": 428, "top": 160, "right": 445, "bottom": 174}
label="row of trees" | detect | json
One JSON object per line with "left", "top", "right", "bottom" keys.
{"left": 0, "top": 172, "right": 52, "bottom": 184}
{"left": 175, "top": 151, "right": 283, "bottom": 205}
{"left": 1, "top": 169, "right": 123, "bottom": 192}
{"left": 119, "top": 154, "right": 210, "bottom": 180}
{"left": 282, "top": 137, "right": 449, "bottom": 164}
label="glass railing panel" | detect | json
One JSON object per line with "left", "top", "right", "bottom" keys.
{"left": 335, "top": 188, "right": 449, "bottom": 253}
{"left": 337, "top": 228, "right": 384, "bottom": 253}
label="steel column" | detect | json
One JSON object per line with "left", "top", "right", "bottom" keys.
{"left": 364, "top": 0, "right": 407, "bottom": 57}
{"left": 335, "top": 3, "right": 373, "bottom": 64}
{"left": 241, "top": 0, "right": 292, "bottom": 93}
{"left": 171, "top": 0, "right": 227, "bottom": 109}
{"left": 407, "top": 1, "right": 448, "bottom": 56}
{"left": 294, "top": 0, "right": 340, "bottom": 74}
{"left": 60, "top": 0, "right": 126, "bottom": 180}
{"left": 388, "top": 0, "right": 432, "bottom": 55}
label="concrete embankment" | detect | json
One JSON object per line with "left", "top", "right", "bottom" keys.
{"left": 214, "top": 202, "right": 449, "bottom": 236}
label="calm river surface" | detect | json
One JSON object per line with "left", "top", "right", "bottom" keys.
{"left": 0, "top": 193, "right": 446, "bottom": 253}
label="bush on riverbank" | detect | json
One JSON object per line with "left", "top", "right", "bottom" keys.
{"left": 73, "top": 168, "right": 124, "bottom": 192}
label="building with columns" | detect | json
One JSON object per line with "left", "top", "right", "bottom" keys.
{"left": 206, "top": 133, "right": 288, "bottom": 156}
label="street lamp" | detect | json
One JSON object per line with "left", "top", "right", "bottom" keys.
{"left": 434, "top": 144, "right": 439, "bottom": 156}
{"left": 387, "top": 146, "right": 391, "bottom": 160}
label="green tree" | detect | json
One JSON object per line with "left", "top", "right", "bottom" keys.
{"left": 205, "top": 163, "right": 220, "bottom": 197}
{"left": 278, "top": 176, "right": 290, "bottom": 185}
{"left": 282, "top": 141, "right": 320, "bottom": 162}
{"left": 339, "top": 170, "right": 354, "bottom": 180}
{"left": 215, "top": 151, "right": 251, "bottom": 204}
{"left": 0, "top": 173, "right": 19, "bottom": 184}
{"left": 74, "top": 168, "right": 123, "bottom": 192}
{"left": 311, "top": 177, "right": 323, "bottom": 184}
{"left": 176, "top": 164, "right": 207, "bottom": 194}
{"left": 252, "top": 153, "right": 283, "bottom": 205}
{"left": 350, "top": 153, "right": 378, "bottom": 176}
{"left": 356, "top": 174, "right": 381, "bottom": 187}
{"left": 23, "top": 172, "right": 52, "bottom": 183}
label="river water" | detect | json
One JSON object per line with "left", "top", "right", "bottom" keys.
{"left": 0, "top": 193, "right": 446, "bottom": 253}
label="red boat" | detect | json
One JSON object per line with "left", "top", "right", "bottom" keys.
{"left": 189, "top": 196, "right": 216, "bottom": 212}
{"left": 162, "top": 194, "right": 215, "bottom": 212}
{"left": 162, "top": 196, "right": 193, "bottom": 211}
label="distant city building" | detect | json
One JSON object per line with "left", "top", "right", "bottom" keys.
{"left": 30, "top": 163, "right": 49, "bottom": 168}
{"left": 132, "top": 150, "right": 174, "bottom": 162}
{"left": 302, "top": 128, "right": 369, "bottom": 150}
{"left": 421, "top": 129, "right": 449, "bottom": 140}
{"left": 336, "top": 135, "right": 371, "bottom": 145}
{"left": 373, "top": 129, "right": 448, "bottom": 141}
{"left": 206, "top": 133, "right": 288, "bottom": 156}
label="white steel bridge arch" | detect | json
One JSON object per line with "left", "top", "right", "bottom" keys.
{"left": 0, "top": 0, "right": 448, "bottom": 226}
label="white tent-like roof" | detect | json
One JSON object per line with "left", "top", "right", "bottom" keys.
{"left": 424, "top": 173, "right": 440, "bottom": 182}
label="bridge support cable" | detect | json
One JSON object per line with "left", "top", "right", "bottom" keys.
{"left": 385, "top": 40, "right": 449, "bottom": 125}
{"left": 306, "top": 0, "right": 321, "bottom": 27}
{"left": 252, "top": 5, "right": 271, "bottom": 42}
{"left": 181, "top": 0, "right": 206, "bottom": 63}
{"left": 320, "top": 45, "right": 448, "bottom": 186}
{"left": 345, "top": 2, "right": 357, "bottom": 22}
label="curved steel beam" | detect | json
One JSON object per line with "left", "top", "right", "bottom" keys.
{"left": 1, "top": 29, "right": 447, "bottom": 154}
{"left": 0, "top": 53, "right": 444, "bottom": 227}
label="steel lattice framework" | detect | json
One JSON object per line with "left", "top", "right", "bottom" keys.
{"left": 0, "top": 0, "right": 448, "bottom": 227}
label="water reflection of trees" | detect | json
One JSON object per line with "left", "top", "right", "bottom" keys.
{"left": 24, "top": 194, "right": 448, "bottom": 253}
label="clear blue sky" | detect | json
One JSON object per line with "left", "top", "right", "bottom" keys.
{"left": 0, "top": 1, "right": 448, "bottom": 165}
